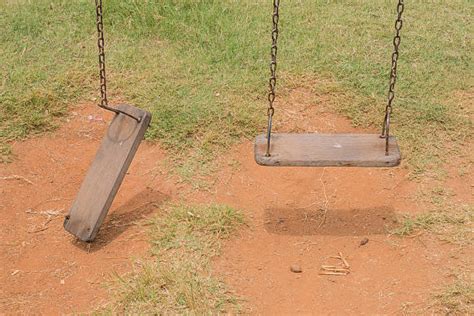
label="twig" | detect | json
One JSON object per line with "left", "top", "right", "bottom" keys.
{"left": 28, "top": 226, "right": 49, "bottom": 233}
{"left": 324, "top": 268, "right": 349, "bottom": 272}
{"left": 26, "top": 209, "right": 62, "bottom": 233}
{"left": 406, "top": 231, "right": 424, "bottom": 238}
{"left": 27, "top": 217, "right": 53, "bottom": 233}
{"left": 321, "top": 265, "right": 338, "bottom": 269}
{"left": 0, "top": 175, "right": 34, "bottom": 185}
{"left": 318, "top": 168, "right": 329, "bottom": 228}
{"left": 105, "top": 257, "right": 130, "bottom": 260}
{"left": 320, "top": 252, "right": 351, "bottom": 276}
{"left": 339, "top": 252, "right": 350, "bottom": 268}
{"left": 319, "top": 271, "right": 349, "bottom": 276}
{"left": 26, "top": 209, "right": 63, "bottom": 217}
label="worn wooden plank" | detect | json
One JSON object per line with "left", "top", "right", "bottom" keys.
{"left": 64, "top": 104, "right": 151, "bottom": 241}
{"left": 254, "top": 133, "right": 401, "bottom": 167}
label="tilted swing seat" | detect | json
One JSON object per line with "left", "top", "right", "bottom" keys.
{"left": 254, "top": 0, "right": 404, "bottom": 167}
{"left": 64, "top": 0, "right": 151, "bottom": 242}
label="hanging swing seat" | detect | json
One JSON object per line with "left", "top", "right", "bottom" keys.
{"left": 64, "top": 104, "right": 151, "bottom": 241}
{"left": 256, "top": 0, "right": 405, "bottom": 168}
{"left": 254, "top": 133, "right": 400, "bottom": 167}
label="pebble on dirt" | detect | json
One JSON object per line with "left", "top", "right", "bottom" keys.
{"left": 290, "top": 265, "right": 302, "bottom": 273}
{"left": 360, "top": 237, "right": 369, "bottom": 246}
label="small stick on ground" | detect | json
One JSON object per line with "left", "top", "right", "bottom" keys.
{"left": 28, "top": 226, "right": 49, "bottom": 234}
{"left": 26, "top": 209, "right": 63, "bottom": 233}
{"left": 0, "top": 175, "right": 34, "bottom": 185}
{"left": 319, "top": 271, "right": 349, "bottom": 276}
{"left": 339, "top": 252, "right": 350, "bottom": 268}
{"left": 318, "top": 168, "right": 329, "bottom": 228}
{"left": 321, "top": 265, "right": 338, "bottom": 269}
{"left": 324, "top": 268, "right": 350, "bottom": 272}
{"left": 26, "top": 209, "right": 63, "bottom": 217}
{"left": 320, "top": 252, "right": 351, "bottom": 276}
{"left": 406, "top": 231, "right": 424, "bottom": 238}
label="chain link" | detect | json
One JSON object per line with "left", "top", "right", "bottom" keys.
{"left": 381, "top": 0, "right": 404, "bottom": 155}
{"left": 265, "top": 0, "right": 280, "bottom": 156}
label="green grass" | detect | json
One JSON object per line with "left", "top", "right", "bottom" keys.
{"left": 0, "top": 1, "right": 94, "bottom": 140}
{"left": 393, "top": 184, "right": 473, "bottom": 245}
{"left": 1, "top": 0, "right": 472, "bottom": 177}
{"left": 393, "top": 184, "right": 473, "bottom": 244}
{"left": 105, "top": 203, "right": 244, "bottom": 314}
{"left": 392, "top": 202, "right": 473, "bottom": 245}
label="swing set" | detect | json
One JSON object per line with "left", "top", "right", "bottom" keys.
{"left": 65, "top": 0, "right": 404, "bottom": 241}
{"left": 255, "top": 0, "right": 403, "bottom": 167}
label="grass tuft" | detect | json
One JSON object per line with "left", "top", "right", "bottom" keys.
{"left": 106, "top": 203, "right": 244, "bottom": 314}
{"left": 0, "top": 144, "right": 13, "bottom": 163}
{"left": 433, "top": 278, "right": 474, "bottom": 315}
{"left": 392, "top": 204, "right": 473, "bottom": 245}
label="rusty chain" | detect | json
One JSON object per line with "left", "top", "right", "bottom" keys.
{"left": 94, "top": 0, "right": 140, "bottom": 121}
{"left": 265, "top": 0, "right": 280, "bottom": 156}
{"left": 381, "top": 0, "right": 404, "bottom": 155}
{"left": 96, "top": 0, "right": 108, "bottom": 108}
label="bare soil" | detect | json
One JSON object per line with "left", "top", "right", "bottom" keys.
{"left": 0, "top": 104, "right": 177, "bottom": 314}
{"left": 0, "top": 88, "right": 471, "bottom": 314}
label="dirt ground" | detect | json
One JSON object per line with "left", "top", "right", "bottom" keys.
{"left": 0, "top": 89, "right": 472, "bottom": 314}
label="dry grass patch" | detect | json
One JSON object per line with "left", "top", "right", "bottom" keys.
{"left": 433, "top": 277, "right": 474, "bottom": 315}
{"left": 104, "top": 203, "right": 244, "bottom": 314}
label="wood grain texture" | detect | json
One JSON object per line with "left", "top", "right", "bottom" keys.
{"left": 64, "top": 104, "right": 151, "bottom": 241}
{"left": 254, "top": 133, "right": 401, "bottom": 167}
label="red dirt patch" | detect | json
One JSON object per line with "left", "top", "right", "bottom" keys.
{"left": 0, "top": 103, "right": 177, "bottom": 314}
{"left": 210, "top": 141, "right": 467, "bottom": 314}
{"left": 0, "top": 87, "right": 471, "bottom": 314}
{"left": 205, "top": 87, "right": 472, "bottom": 314}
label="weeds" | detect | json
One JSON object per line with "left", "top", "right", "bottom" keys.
{"left": 433, "top": 278, "right": 474, "bottom": 314}
{"left": 0, "top": 144, "right": 13, "bottom": 163}
{"left": 106, "top": 203, "right": 244, "bottom": 314}
{"left": 393, "top": 204, "right": 473, "bottom": 245}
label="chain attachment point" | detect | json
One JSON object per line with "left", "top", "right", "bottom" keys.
{"left": 95, "top": 0, "right": 141, "bottom": 122}
{"left": 265, "top": 0, "right": 280, "bottom": 156}
{"left": 381, "top": 0, "right": 404, "bottom": 155}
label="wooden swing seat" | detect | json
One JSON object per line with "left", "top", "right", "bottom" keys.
{"left": 254, "top": 133, "right": 401, "bottom": 167}
{"left": 64, "top": 104, "right": 151, "bottom": 242}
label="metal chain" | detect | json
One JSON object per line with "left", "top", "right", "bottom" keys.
{"left": 381, "top": 0, "right": 404, "bottom": 155}
{"left": 265, "top": 0, "right": 280, "bottom": 156}
{"left": 94, "top": 0, "right": 140, "bottom": 121}
{"left": 96, "top": 0, "right": 108, "bottom": 108}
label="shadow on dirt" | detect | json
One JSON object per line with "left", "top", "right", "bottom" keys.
{"left": 72, "top": 187, "right": 168, "bottom": 252}
{"left": 264, "top": 206, "right": 397, "bottom": 236}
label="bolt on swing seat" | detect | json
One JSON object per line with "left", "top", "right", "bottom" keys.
{"left": 255, "top": 133, "right": 401, "bottom": 167}
{"left": 255, "top": 0, "right": 404, "bottom": 168}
